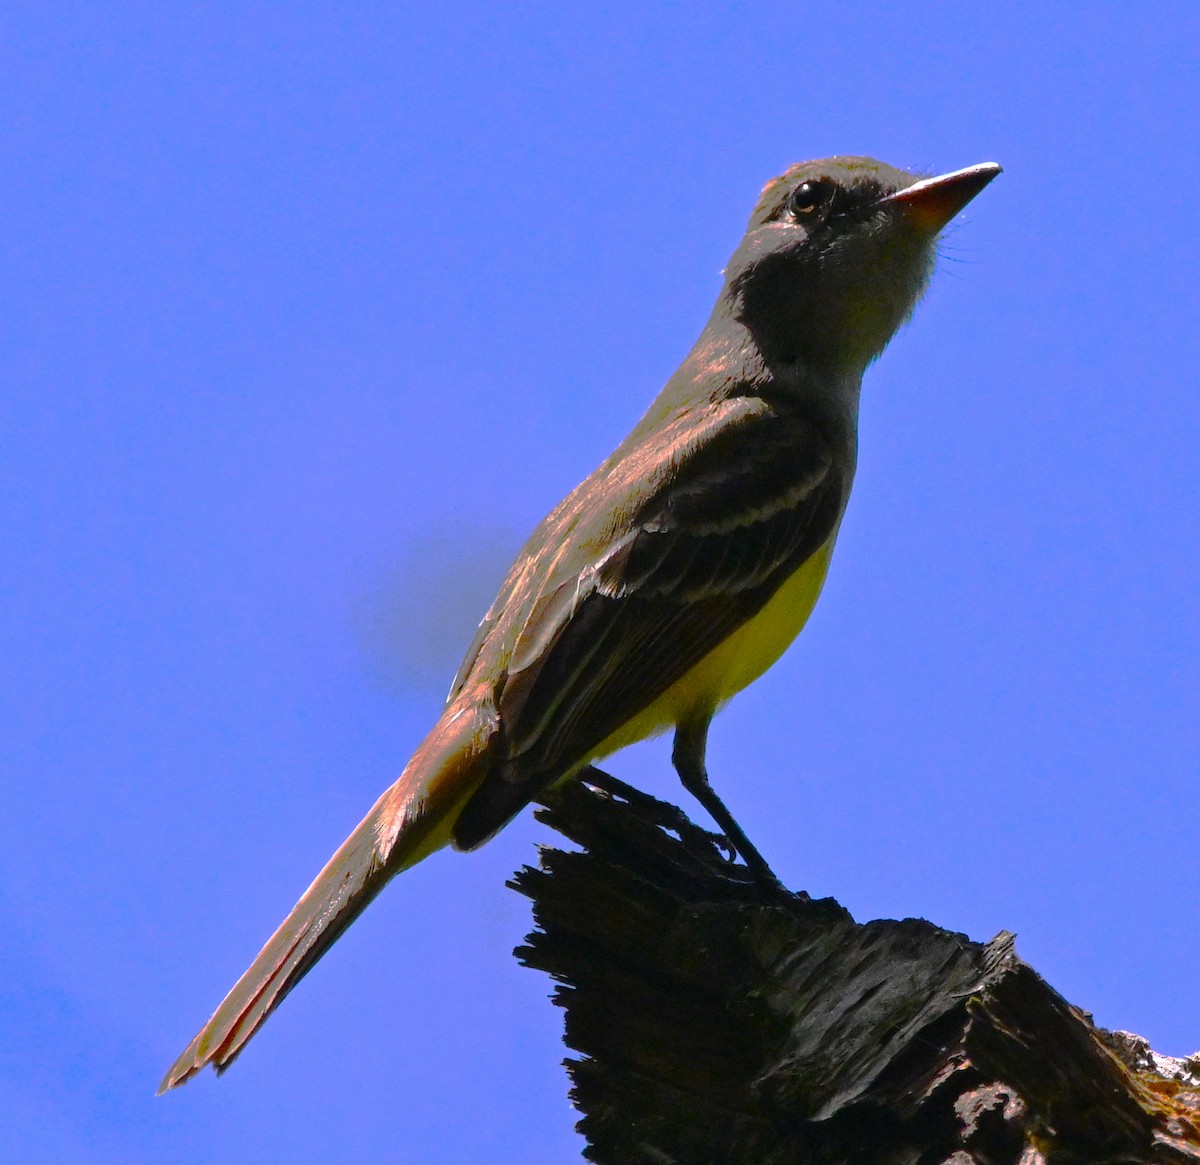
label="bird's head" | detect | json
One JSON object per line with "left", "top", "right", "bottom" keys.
{"left": 722, "top": 156, "right": 1001, "bottom": 371}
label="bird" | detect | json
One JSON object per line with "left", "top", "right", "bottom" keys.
{"left": 160, "top": 155, "right": 1000, "bottom": 1091}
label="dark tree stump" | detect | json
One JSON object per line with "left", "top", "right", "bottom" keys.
{"left": 510, "top": 772, "right": 1200, "bottom": 1165}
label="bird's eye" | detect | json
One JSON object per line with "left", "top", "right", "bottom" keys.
{"left": 788, "top": 180, "right": 829, "bottom": 216}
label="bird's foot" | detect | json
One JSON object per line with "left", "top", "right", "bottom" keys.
{"left": 578, "top": 766, "right": 781, "bottom": 886}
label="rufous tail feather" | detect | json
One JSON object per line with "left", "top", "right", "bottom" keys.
{"left": 158, "top": 687, "right": 496, "bottom": 1092}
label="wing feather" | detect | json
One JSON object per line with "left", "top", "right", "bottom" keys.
{"left": 451, "top": 396, "right": 846, "bottom": 848}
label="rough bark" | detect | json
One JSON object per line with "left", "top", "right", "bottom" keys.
{"left": 510, "top": 772, "right": 1200, "bottom": 1165}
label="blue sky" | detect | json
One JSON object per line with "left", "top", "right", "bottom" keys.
{"left": 3, "top": 3, "right": 1197, "bottom": 1161}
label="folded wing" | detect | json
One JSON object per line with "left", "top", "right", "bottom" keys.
{"left": 452, "top": 396, "right": 845, "bottom": 847}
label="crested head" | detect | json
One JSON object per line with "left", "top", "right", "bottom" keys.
{"left": 721, "top": 156, "right": 998, "bottom": 372}
{"left": 747, "top": 156, "right": 919, "bottom": 229}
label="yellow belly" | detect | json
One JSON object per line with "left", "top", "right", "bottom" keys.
{"left": 589, "top": 538, "right": 835, "bottom": 761}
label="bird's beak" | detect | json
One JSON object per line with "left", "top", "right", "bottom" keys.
{"left": 883, "top": 162, "right": 1002, "bottom": 233}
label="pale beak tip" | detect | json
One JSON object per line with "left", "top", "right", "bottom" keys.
{"left": 887, "top": 162, "right": 1003, "bottom": 232}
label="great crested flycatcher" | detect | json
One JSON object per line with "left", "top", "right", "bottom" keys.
{"left": 161, "top": 156, "right": 1000, "bottom": 1091}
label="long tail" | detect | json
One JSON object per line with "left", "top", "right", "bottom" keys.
{"left": 158, "top": 686, "right": 497, "bottom": 1093}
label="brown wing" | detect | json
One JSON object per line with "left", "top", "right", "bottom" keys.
{"left": 451, "top": 395, "right": 846, "bottom": 847}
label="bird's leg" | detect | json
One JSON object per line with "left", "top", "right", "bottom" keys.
{"left": 573, "top": 766, "right": 753, "bottom": 869}
{"left": 672, "top": 719, "right": 780, "bottom": 883}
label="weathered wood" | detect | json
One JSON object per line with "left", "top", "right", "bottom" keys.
{"left": 511, "top": 771, "right": 1200, "bottom": 1165}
